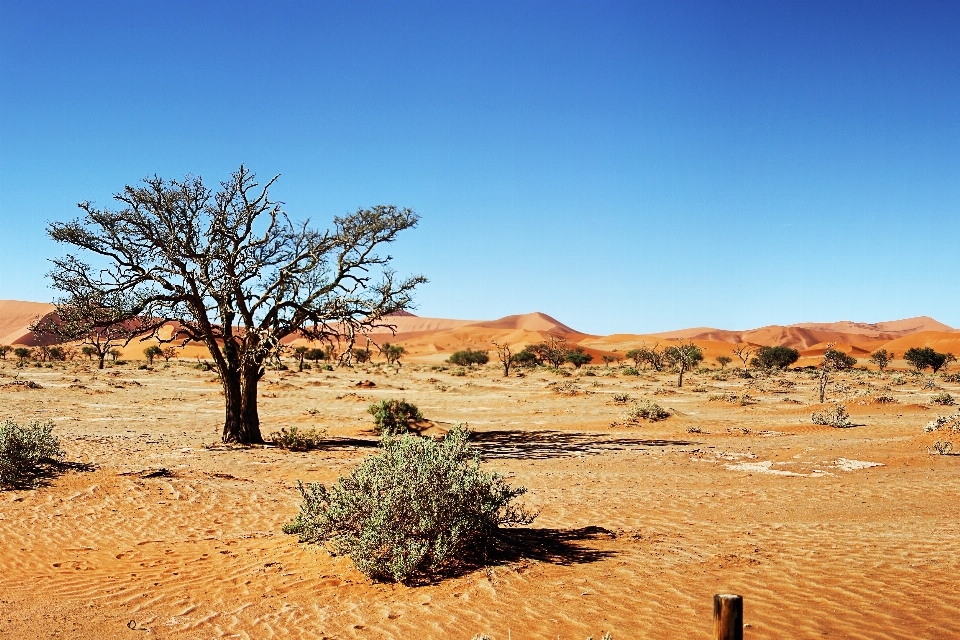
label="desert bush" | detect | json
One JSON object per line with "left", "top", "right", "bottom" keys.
{"left": 624, "top": 400, "right": 669, "bottom": 422}
{"left": 448, "top": 349, "right": 489, "bottom": 367}
{"left": 367, "top": 399, "right": 424, "bottom": 435}
{"left": 929, "top": 440, "right": 954, "bottom": 455}
{"left": 564, "top": 347, "right": 593, "bottom": 369}
{"left": 924, "top": 411, "right": 960, "bottom": 433}
{"left": 751, "top": 346, "right": 800, "bottom": 370}
{"left": 708, "top": 392, "right": 757, "bottom": 406}
{"left": 811, "top": 404, "right": 853, "bottom": 428}
{"left": 283, "top": 425, "right": 535, "bottom": 583}
{"left": 451, "top": 367, "right": 467, "bottom": 377}
{"left": 931, "top": 392, "right": 955, "bottom": 406}
{"left": 611, "top": 393, "right": 631, "bottom": 405}
{"left": 268, "top": 427, "right": 327, "bottom": 451}
{"left": 941, "top": 372, "right": 960, "bottom": 383}
{"left": 0, "top": 419, "right": 64, "bottom": 489}
{"left": 551, "top": 381, "right": 580, "bottom": 396}
{"left": 620, "top": 366, "right": 639, "bottom": 376}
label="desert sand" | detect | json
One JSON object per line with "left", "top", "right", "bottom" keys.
{"left": 2, "top": 306, "right": 960, "bottom": 639}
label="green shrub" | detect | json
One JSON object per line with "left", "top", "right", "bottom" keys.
{"left": 751, "top": 346, "right": 800, "bottom": 370}
{"left": 451, "top": 367, "right": 467, "bottom": 377}
{"left": 0, "top": 419, "right": 63, "bottom": 489}
{"left": 367, "top": 399, "right": 424, "bottom": 435}
{"left": 283, "top": 425, "right": 535, "bottom": 583}
{"left": 611, "top": 393, "right": 631, "bottom": 405}
{"left": 620, "top": 366, "right": 639, "bottom": 376}
{"left": 448, "top": 349, "right": 489, "bottom": 367}
{"left": 268, "top": 427, "right": 327, "bottom": 451}
{"left": 931, "top": 392, "right": 955, "bottom": 406}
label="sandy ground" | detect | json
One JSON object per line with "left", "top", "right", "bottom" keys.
{"left": 1, "top": 359, "right": 959, "bottom": 639}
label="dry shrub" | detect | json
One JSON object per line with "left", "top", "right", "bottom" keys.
{"left": 931, "top": 392, "right": 955, "bottom": 406}
{"left": 0, "top": 419, "right": 63, "bottom": 489}
{"left": 811, "top": 404, "right": 853, "bottom": 428}
{"left": 268, "top": 427, "right": 326, "bottom": 451}
{"left": 367, "top": 399, "right": 424, "bottom": 435}
{"left": 708, "top": 392, "right": 757, "bottom": 406}
{"left": 624, "top": 400, "right": 669, "bottom": 422}
{"left": 283, "top": 425, "right": 535, "bottom": 583}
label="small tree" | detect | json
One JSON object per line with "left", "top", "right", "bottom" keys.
{"left": 367, "top": 399, "right": 423, "bottom": 435}
{"left": 529, "top": 335, "right": 568, "bottom": 368}
{"left": 0, "top": 345, "right": 10, "bottom": 360}
{"left": 292, "top": 346, "right": 309, "bottom": 371}
{"left": 81, "top": 346, "right": 95, "bottom": 361}
{"left": 510, "top": 349, "right": 538, "bottom": 368}
{"left": 664, "top": 342, "right": 703, "bottom": 387}
{"left": 31, "top": 296, "right": 143, "bottom": 370}
{"left": 160, "top": 346, "right": 178, "bottom": 362}
{"left": 381, "top": 343, "right": 405, "bottom": 367}
{"left": 14, "top": 347, "right": 32, "bottom": 365}
{"left": 751, "top": 346, "right": 800, "bottom": 370}
{"left": 564, "top": 347, "right": 593, "bottom": 369}
{"left": 817, "top": 344, "right": 857, "bottom": 403}
{"left": 306, "top": 348, "right": 327, "bottom": 364}
{"left": 448, "top": 349, "right": 489, "bottom": 367}
{"left": 109, "top": 348, "right": 122, "bottom": 362}
{"left": 352, "top": 348, "right": 372, "bottom": 364}
{"left": 491, "top": 342, "right": 512, "bottom": 377}
{"left": 732, "top": 344, "right": 754, "bottom": 372}
{"left": 144, "top": 345, "right": 162, "bottom": 364}
{"left": 48, "top": 346, "right": 66, "bottom": 361}
{"left": 868, "top": 349, "right": 893, "bottom": 372}
{"left": 716, "top": 355, "right": 732, "bottom": 369}
{"left": 601, "top": 354, "right": 617, "bottom": 368}
{"left": 945, "top": 353, "right": 958, "bottom": 371}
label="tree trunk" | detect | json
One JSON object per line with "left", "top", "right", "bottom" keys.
{"left": 98, "top": 352, "right": 106, "bottom": 369}
{"left": 678, "top": 366, "right": 684, "bottom": 388}
{"left": 221, "top": 369, "right": 244, "bottom": 443}
{"left": 239, "top": 363, "right": 263, "bottom": 443}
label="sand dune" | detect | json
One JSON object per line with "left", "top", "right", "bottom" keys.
{"left": 0, "top": 299, "right": 55, "bottom": 345}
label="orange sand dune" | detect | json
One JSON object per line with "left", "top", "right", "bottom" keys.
{"left": 875, "top": 331, "right": 960, "bottom": 357}
{"left": 0, "top": 300, "right": 55, "bottom": 345}
{"left": 791, "top": 316, "right": 957, "bottom": 336}
{"left": 464, "top": 312, "right": 587, "bottom": 336}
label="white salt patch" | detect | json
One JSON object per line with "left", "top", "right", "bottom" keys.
{"left": 725, "top": 461, "right": 806, "bottom": 476}
{"left": 833, "top": 458, "right": 884, "bottom": 471}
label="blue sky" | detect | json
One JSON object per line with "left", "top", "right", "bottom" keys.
{"left": 1, "top": 1, "right": 958, "bottom": 334}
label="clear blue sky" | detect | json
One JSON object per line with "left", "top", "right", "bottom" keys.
{"left": 2, "top": 1, "right": 958, "bottom": 334}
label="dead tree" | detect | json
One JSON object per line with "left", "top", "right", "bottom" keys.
{"left": 44, "top": 166, "right": 424, "bottom": 443}
{"left": 31, "top": 296, "right": 145, "bottom": 369}
{"left": 492, "top": 341, "right": 512, "bottom": 377}
{"left": 732, "top": 344, "right": 754, "bottom": 373}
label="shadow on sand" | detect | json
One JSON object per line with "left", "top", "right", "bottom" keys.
{"left": 489, "top": 525, "right": 619, "bottom": 567}
{"left": 469, "top": 429, "right": 697, "bottom": 459}
{"left": 2, "top": 460, "right": 97, "bottom": 491}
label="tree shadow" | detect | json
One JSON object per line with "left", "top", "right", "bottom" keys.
{"left": 469, "top": 429, "right": 697, "bottom": 459}
{"left": 2, "top": 460, "right": 97, "bottom": 491}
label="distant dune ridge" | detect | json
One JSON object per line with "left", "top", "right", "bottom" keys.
{"left": 1, "top": 299, "right": 958, "bottom": 363}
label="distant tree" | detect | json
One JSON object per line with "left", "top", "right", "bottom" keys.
{"left": 664, "top": 342, "right": 703, "bottom": 388}
{"left": 14, "top": 347, "right": 32, "bottom": 364}
{"left": 625, "top": 348, "right": 644, "bottom": 369}
{"left": 160, "top": 346, "right": 178, "bottom": 362}
{"left": 31, "top": 295, "right": 144, "bottom": 370}
{"left": 601, "top": 354, "right": 617, "bottom": 368}
{"left": 510, "top": 349, "right": 539, "bottom": 368}
{"left": 292, "top": 346, "right": 309, "bottom": 371}
{"left": 817, "top": 344, "right": 858, "bottom": 403}
{"left": 491, "top": 342, "right": 513, "bottom": 377}
{"left": 528, "top": 335, "right": 569, "bottom": 368}
{"left": 109, "top": 348, "right": 122, "bottom": 362}
{"left": 751, "top": 346, "right": 800, "bottom": 370}
{"left": 352, "top": 348, "right": 372, "bottom": 364}
{"left": 716, "top": 355, "right": 732, "bottom": 369}
{"left": 945, "top": 353, "right": 958, "bottom": 371}
{"left": 80, "top": 346, "right": 95, "bottom": 361}
{"left": 144, "top": 345, "right": 162, "bottom": 364}
{"left": 305, "top": 348, "right": 327, "bottom": 364}
{"left": 447, "top": 349, "right": 489, "bottom": 367}
{"left": 904, "top": 347, "right": 949, "bottom": 373}
{"left": 564, "top": 347, "right": 593, "bottom": 369}
{"left": 868, "top": 349, "right": 893, "bottom": 372}
{"left": 625, "top": 345, "right": 666, "bottom": 371}
{"left": 381, "top": 343, "right": 406, "bottom": 367}
{"left": 48, "top": 346, "right": 66, "bottom": 361}
{"left": 0, "top": 345, "right": 10, "bottom": 360}
{"left": 732, "top": 344, "right": 755, "bottom": 372}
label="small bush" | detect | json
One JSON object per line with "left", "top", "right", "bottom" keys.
{"left": 924, "top": 411, "right": 960, "bottom": 433}
{"left": 931, "top": 392, "right": 955, "bottom": 406}
{"left": 451, "top": 367, "right": 467, "bottom": 377}
{"left": 620, "top": 366, "right": 639, "bottom": 376}
{"left": 930, "top": 440, "right": 954, "bottom": 455}
{"left": 708, "top": 392, "right": 757, "bottom": 406}
{"left": 283, "top": 425, "right": 535, "bottom": 583}
{"left": 611, "top": 393, "right": 631, "bottom": 405}
{"left": 268, "top": 427, "right": 327, "bottom": 451}
{"left": 811, "top": 404, "right": 853, "bottom": 428}
{"left": 367, "top": 399, "right": 424, "bottom": 435}
{"left": 625, "top": 400, "right": 669, "bottom": 422}
{"left": 0, "top": 419, "right": 63, "bottom": 489}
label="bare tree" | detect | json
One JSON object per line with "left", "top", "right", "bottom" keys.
{"left": 664, "top": 341, "right": 703, "bottom": 388}
{"left": 732, "top": 344, "right": 754, "bottom": 373}
{"left": 43, "top": 166, "right": 424, "bottom": 443}
{"left": 31, "top": 295, "right": 145, "bottom": 369}
{"left": 492, "top": 341, "right": 513, "bottom": 377}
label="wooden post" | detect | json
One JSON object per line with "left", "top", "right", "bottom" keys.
{"left": 713, "top": 594, "right": 743, "bottom": 640}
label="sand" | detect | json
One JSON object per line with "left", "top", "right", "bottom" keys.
{"left": 2, "top": 357, "right": 959, "bottom": 639}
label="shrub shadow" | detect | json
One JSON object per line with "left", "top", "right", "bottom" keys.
{"left": 489, "top": 525, "right": 618, "bottom": 567}
{"left": 2, "top": 460, "right": 97, "bottom": 491}
{"left": 469, "top": 429, "right": 697, "bottom": 459}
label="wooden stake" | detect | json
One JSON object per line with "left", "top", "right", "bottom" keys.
{"left": 713, "top": 594, "right": 743, "bottom": 640}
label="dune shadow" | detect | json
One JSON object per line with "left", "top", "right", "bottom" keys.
{"left": 469, "top": 429, "right": 697, "bottom": 459}
{"left": 2, "top": 459, "right": 97, "bottom": 491}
